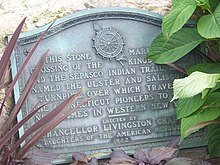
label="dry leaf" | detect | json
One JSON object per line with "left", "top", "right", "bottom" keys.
{"left": 88, "top": 157, "right": 98, "bottom": 165}
{"left": 72, "top": 152, "right": 88, "bottom": 164}
{"left": 134, "top": 147, "right": 177, "bottom": 164}
{"left": 109, "top": 150, "right": 135, "bottom": 164}
{"left": 24, "top": 148, "right": 57, "bottom": 164}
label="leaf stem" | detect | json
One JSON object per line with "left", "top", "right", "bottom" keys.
{"left": 166, "top": 63, "right": 187, "bottom": 75}
{"left": 194, "top": 48, "right": 216, "bottom": 63}
{"left": 206, "top": 44, "right": 220, "bottom": 62}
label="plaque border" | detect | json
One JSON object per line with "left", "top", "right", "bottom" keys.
{"left": 9, "top": 7, "right": 203, "bottom": 164}
{"left": 15, "top": 7, "right": 164, "bottom": 46}
{"left": 10, "top": 7, "right": 165, "bottom": 147}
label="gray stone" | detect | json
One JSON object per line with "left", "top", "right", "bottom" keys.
{"left": 10, "top": 8, "right": 205, "bottom": 162}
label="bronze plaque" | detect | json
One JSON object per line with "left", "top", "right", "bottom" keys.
{"left": 10, "top": 8, "right": 205, "bottom": 161}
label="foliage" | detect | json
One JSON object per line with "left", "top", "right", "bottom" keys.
{"left": 109, "top": 148, "right": 177, "bottom": 165}
{"left": 147, "top": 0, "right": 220, "bottom": 157}
{"left": 0, "top": 18, "right": 92, "bottom": 164}
{"left": 66, "top": 138, "right": 216, "bottom": 165}
{"left": 207, "top": 122, "right": 220, "bottom": 157}
{"left": 20, "top": 137, "right": 213, "bottom": 165}
{"left": 147, "top": 28, "right": 205, "bottom": 64}
{"left": 71, "top": 152, "right": 98, "bottom": 165}
{"left": 106, "top": 148, "right": 211, "bottom": 165}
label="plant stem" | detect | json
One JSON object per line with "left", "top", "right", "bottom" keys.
{"left": 194, "top": 48, "right": 216, "bottom": 63}
{"left": 166, "top": 63, "right": 187, "bottom": 75}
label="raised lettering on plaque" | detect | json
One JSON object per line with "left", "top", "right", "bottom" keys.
{"left": 10, "top": 8, "right": 205, "bottom": 160}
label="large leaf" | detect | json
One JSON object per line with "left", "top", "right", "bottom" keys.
{"left": 198, "top": 4, "right": 220, "bottom": 38}
{"left": 176, "top": 94, "right": 206, "bottom": 119}
{"left": 147, "top": 28, "right": 205, "bottom": 64}
{"left": 162, "top": 0, "right": 197, "bottom": 39}
{"left": 187, "top": 63, "right": 220, "bottom": 74}
{"left": 172, "top": 71, "right": 220, "bottom": 100}
{"left": 0, "top": 17, "right": 26, "bottom": 83}
{"left": 180, "top": 103, "right": 220, "bottom": 141}
{"left": 0, "top": 17, "right": 26, "bottom": 115}
{"left": 207, "top": 123, "right": 220, "bottom": 156}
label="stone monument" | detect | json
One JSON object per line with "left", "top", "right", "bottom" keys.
{"left": 10, "top": 8, "right": 205, "bottom": 163}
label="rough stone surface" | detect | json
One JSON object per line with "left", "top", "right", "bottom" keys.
{"left": 0, "top": 0, "right": 171, "bottom": 54}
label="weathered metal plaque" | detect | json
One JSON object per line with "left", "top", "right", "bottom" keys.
{"left": 10, "top": 8, "right": 206, "bottom": 161}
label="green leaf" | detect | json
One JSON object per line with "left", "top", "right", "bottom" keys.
{"left": 202, "top": 88, "right": 210, "bottom": 98}
{"left": 172, "top": 71, "right": 220, "bottom": 100}
{"left": 205, "top": 91, "right": 220, "bottom": 102}
{"left": 197, "top": 0, "right": 211, "bottom": 11}
{"left": 198, "top": 4, "right": 220, "bottom": 38}
{"left": 147, "top": 28, "right": 205, "bottom": 64}
{"left": 207, "top": 123, "right": 220, "bottom": 156}
{"left": 176, "top": 94, "right": 206, "bottom": 119}
{"left": 172, "top": 0, "right": 181, "bottom": 5}
{"left": 187, "top": 63, "right": 220, "bottom": 74}
{"left": 211, "top": 82, "right": 220, "bottom": 92}
{"left": 180, "top": 92, "right": 220, "bottom": 141}
{"left": 162, "top": 0, "right": 197, "bottom": 39}
{"left": 180, "top": 105, "right": 220, "bottom": 142}
{"left": 209, "top": 0, "right": 220, "bottom": 11}
{"left": 185, "top": 120, "right": 220, "bottom": 138}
